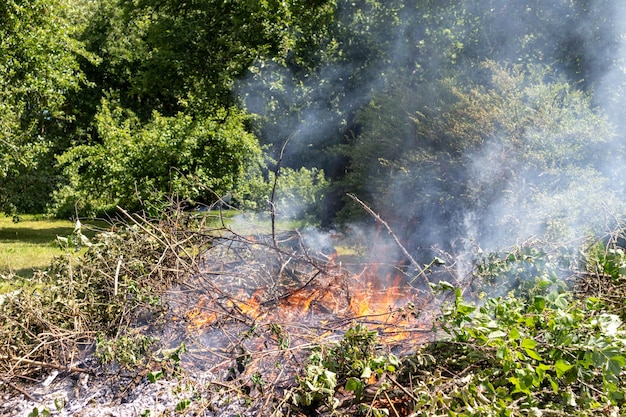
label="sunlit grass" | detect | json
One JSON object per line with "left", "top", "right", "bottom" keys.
{"left": 0, "top": 209, "right": 316, "bottom": 278}
{"left": 199, "top": 209, "right": 311, "bottom": 235}
{"left": 0, "top": 215, "right": 81, "bottom": 277}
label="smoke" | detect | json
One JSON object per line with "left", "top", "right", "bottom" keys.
{"left": 236, "top": 0, "right": 626, "bottom": 277}
{"left": 592, "top": 2, "right": 626, "bottom": 186}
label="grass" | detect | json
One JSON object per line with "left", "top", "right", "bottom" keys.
{"left": 0, "top": 209, "right": 315, "bottom": 278}
{"left": 0, "top": 215, "right": 90, "bottom": 278}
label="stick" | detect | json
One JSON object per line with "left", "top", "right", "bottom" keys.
{"left": 0, "top": 356, "right": 93, "bottom": 374}
{"left": 270, "top": 134, "right": 294, "bottom": 250}
{"left": 388, "top": 375, "right": 419, "bottom": 403}
{"left": 346, "top": 194, "right": 434, "bottom": 295}
{"left": 3, "top": 379, "right": 38, "bottom": 402}
{"left": 384, "top": 391, "right": 401, "bottom": 417}
{"left": 114, "top": 255, "right": 122, "bottom": 296}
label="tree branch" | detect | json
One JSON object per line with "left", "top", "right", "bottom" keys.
{"left": 347, "top": 193, "right": 434, "bottom": 295}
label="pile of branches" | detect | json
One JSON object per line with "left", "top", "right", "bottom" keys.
{"left": 272, "top": 228, "right": 626, "bottom": 417}
{"left": 0, "top": 203, "right": 219, "bottom": 387}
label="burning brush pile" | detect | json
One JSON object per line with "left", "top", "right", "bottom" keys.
{"left": 0, "top": 206, "right": 453, "bottom": 416}
{"left": 6, "top": 205, "right": 626, "bottom": 416}
{"left": 170, "top": 231, "right": 428, "bottom": 341}
{"left": 165, "top": 227, "right": 437, "bottom": 366}
{"left": 154, "top": 219, "right": 452, "bottom": 416}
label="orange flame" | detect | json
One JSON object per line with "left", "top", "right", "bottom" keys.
{"left": 183, "top": 262, "right": 428, "bottom": 345}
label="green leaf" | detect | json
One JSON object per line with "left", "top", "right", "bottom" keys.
{"left": 456, "top": 301, "right": 476, "bottom": 315}
{"left": 546, "top": 292, "right": 568, "bottom": 310}
{"left": 175, "top": 399, "right": 190, "bottom": 412}
{"left": 361, "top": 366, "right": 372, "bottom": 380}
{"left": 546, "top": 374, "right": 559, "bottom": 393}
{"left": 606, "top": 355, "right": 626, "bottom": 378}
{"left": 524, "top": 348, "right": 543, "bottom": 361}
{"left": 147, "top": 370, "right": 163, "bottom": 383}
{"left": 521, "top": 338, "right": 537, "bottom": 350}
{"left": 508, "top": 326, "right": 520, "bottom": 342}
{"left": 323, "top": 369, "right": 337, "bottom": 389}
{"left": 345, "top": 377, "right": 363, "bottom": 392}
{"left": 483, "top": 380, "right": 496, "bottom": 395}
{"left": 554, "top": 360, "right": 574, "bottom": 378}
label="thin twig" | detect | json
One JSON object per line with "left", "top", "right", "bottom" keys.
{"left": 388, "top": 375, "right": 419, "bottom": 403}
{"left": 384, "top": 391, "right": 401, "bottom": 417}
{"left": 347, "top": 193, "right": 434, "bottom": 296}
{"left": 1, "top": 356, "right": 93, "bottom": 374}
{"left": 270, "top": 134, "right": 294, "bottom": 250}
{"left": 3, "top": 379, "right": 38, "bottom": 402}
{"left": 114, "top": 255, "right": 122, "bottom": 297}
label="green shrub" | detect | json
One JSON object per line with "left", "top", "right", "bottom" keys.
{"left": 342, "top": 61, "right": 623, "bottom": 250}
{"left": 51, "top": 99, "right": 264, "bottom": 217}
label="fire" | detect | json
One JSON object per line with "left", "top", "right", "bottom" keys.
{"left": 182, "top": 260, "right": 429, "bottom": 345}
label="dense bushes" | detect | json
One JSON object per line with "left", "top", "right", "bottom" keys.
{"left": 50, "top": 100, "right": 264, "bottom": 217}
{"left": 342, "top": 61, "right": 622, "bottom": 253}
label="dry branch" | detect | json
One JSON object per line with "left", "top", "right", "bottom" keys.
{"left": 347, "top": 193, "right": 435, "bottom": 297}
{"left": 269, "top": 134, "right": 294, "bottom": 250}
{"left": 0, "top": 355, "right": 93, "bottom": 375}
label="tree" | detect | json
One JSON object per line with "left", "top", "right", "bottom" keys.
{"left": 343, "top": 62, "right": 621, "bottom": 258}
{"left": 51, "top": 98, "right": 264, "bottom": 217}
{"left": 0, "top": 0, "right": 89, "bottom": 214}
{"left": 43, "top": 0, "right": 340, "bottom": 217}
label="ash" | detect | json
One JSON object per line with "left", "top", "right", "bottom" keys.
{"left": 3, "top": 366, "right": 259, "bottom": 417}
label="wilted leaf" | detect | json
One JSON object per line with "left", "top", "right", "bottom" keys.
{"left": 487, "top": 330, "right": 507, "bottom": 339}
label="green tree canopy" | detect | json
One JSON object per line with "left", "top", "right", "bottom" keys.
{"left": 343, "top": 62, "right": 621, "bottom": 256}
{"left": 51, "top": 99, "right": 264, "bottom": 217}
{"left": 0, "top": 0, "right": 89, "bottom": 214}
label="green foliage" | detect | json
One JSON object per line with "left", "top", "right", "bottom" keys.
{"left": 577, "top": 238, "right": 626, "bottom": 322}
{"left": 0, "top": 0, "right": 91, "bottom": 214}
{"left": 344, "top": 61, "right": 621, "bottom": 250}
{"left": 286, "top": 241, "right": 626, "bottom": 415}
{"left": 86, "top": 0, "right": 334, "bottom": 115}
{"left": 3, "top": 0, "right": 625, "bottom": 225}
{"left": 471, "top": 242, "right": 577, "bottom": 300}
{"left": 175, "top": 399, "right": 191, "bottom": 413}
{"left": 271, "top": 167, "right": 329, "bottom": 220}
{"left": 290, "top": 324, "right": 399, "bottom": 411}
{"left": 95, "top": 332, "right": 158, "bottom": 369}
{"left": 585, "top": 242, "right": 626, "bottom": 282}
{"left": 408, "top": 285, "right": 626, "bottom": 415}
{"left": 51, "top": 99, "right": 263, "bottom": 217}
{"left": 0, "top": 207, "right": 211, "bottom": 377}
{"left": 27, "top": 407, "right": 50, "bottom": 417}
{"left": 292, "top": 348, "right": 339, "bottom": 408}
{"left": 324, "top": 323, "right": 381, "bottom": 381}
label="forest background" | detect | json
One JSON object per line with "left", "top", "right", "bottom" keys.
{"left": 2, "top": 0, "right": 626, "bottom": 257}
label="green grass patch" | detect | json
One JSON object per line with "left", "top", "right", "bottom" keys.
{"left": 0, "top": 215, "right": 99, "bottom": 277}
{"left": 0, "top": 209, "right": 309, "bottom": 278}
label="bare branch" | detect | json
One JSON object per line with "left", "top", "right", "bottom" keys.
{"left": 347, "top": 193, "right": 434, "bottom": 295}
